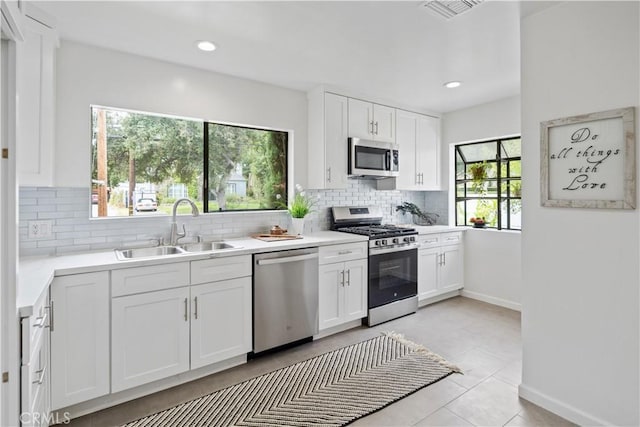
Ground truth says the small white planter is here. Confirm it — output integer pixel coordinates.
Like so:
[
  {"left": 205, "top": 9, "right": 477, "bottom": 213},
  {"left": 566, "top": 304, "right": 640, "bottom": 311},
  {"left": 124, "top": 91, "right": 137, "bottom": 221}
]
[{"left": 290, "top": 217, "right": 305, "bottom": 235}]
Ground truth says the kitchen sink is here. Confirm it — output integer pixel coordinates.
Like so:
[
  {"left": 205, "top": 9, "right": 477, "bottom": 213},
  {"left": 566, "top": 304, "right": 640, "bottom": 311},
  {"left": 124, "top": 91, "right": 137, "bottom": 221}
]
[
  {"left": 115, "top": 246, "right": 186, "bottom": 260},
  {"left": 180, "top": 241, "right": 237, "bottom": 252}
]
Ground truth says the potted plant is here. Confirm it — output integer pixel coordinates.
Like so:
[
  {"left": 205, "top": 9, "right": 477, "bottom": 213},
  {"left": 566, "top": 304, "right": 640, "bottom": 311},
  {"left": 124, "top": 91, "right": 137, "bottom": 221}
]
[
  {"left": 395, "top": 202, "right": 439, "bottom": 226},
  {"left": 277, "top": 184, "right": 314, "bottom": 235},
  {"left": 468, "top": 162, "right": 489, "bottom": 193}
]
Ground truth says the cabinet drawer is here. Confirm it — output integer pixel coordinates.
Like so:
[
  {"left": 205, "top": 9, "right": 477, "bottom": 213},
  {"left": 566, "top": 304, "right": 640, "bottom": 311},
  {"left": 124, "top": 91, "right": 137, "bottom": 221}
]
[
  {"left": 21, "top": 322, "right": 48, "bottom": 423},
  {"left": 21, "top": 290, "right": 49, "bottom": 366},
  {"left": 418, "top": 234, "right": 441, "bottom": 248},
  {"left": 440, "top": 232, "right": 463, "bottom": 245},
  {"left": 319, "top": 242, "right": 368, "bottom": 265},
  {"left": 191, "top": 255, "right": 252, "bottom": 285},
  {"left": 112, "top": 262, "right": 189, "bottom": 297}
]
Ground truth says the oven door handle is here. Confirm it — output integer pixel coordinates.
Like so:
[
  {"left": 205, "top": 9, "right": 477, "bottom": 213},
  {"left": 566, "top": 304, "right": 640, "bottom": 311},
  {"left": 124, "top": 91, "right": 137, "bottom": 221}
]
[{"left": 369, "top": 244, "right": 419, "bottom": 256}]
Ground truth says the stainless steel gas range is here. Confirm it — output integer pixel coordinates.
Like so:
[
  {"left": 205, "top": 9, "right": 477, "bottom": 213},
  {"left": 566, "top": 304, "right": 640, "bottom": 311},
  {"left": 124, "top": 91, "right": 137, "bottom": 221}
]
[{"left": 331, "top": 206, "right": 419, "bottom": 326}]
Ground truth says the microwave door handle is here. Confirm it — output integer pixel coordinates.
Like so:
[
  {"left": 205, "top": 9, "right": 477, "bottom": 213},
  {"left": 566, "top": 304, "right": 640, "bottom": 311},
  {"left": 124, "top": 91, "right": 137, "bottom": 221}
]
[{"left": 385, "top": 151, "right": 391, "bottom": 171}]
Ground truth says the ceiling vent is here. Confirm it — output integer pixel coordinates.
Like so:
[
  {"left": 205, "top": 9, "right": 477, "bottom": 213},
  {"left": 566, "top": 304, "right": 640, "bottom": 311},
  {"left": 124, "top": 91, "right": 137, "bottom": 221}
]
[{"left": 421, "top": 0, "right": 485, "bottom": 20}]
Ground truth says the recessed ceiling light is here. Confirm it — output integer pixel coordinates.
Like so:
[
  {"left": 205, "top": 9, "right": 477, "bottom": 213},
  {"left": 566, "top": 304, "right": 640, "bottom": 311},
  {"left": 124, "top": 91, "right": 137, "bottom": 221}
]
[
  {"left": 444, "top": 81, "right": 462, "bottom": 89},
  {"left": 196, "top": 40, "right": 216, "bottom": 52}
]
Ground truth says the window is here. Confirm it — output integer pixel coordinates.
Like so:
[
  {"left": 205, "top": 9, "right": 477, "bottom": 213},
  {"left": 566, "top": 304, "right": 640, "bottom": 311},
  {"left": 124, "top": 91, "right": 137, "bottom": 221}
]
[
  {"left": 455, "top": 137, "right": 521, "bottom": 230},
  {"left": 90, "top": 106, "right": 288, "bottom": 218}
]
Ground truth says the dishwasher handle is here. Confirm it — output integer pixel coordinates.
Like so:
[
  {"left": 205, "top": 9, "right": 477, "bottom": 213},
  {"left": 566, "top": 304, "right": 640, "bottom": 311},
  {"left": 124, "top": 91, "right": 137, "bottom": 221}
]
[{"left": 256, "top": 252, "right": 318, "bottom": 266}]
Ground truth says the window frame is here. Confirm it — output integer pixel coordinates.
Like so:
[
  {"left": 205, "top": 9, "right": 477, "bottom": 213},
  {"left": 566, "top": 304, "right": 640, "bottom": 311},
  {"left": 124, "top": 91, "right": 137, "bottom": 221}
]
[
  {"left": 454, "top": 136, "right": 521, "bottom": 231},
  {"left": 90, "top": 105, "right": 291, "bottom": 218}
]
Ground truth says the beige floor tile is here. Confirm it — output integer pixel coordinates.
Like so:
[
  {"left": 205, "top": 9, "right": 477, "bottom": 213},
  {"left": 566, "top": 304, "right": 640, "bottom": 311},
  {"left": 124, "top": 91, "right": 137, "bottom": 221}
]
[
  {"left": 446, "top": 377, "right": 523, "bottom": 426},
  {"left": 448, "top": 347, "right": 510, "bottom": 389},
  {"left": 414, "top": 407, "right": 473, "bottom": 426},
  {"left": 516, "top": 399, "right": 578, "bottom": 426},
  {"left": 493, "top": 359, "right": 522, "bottom": 387}
]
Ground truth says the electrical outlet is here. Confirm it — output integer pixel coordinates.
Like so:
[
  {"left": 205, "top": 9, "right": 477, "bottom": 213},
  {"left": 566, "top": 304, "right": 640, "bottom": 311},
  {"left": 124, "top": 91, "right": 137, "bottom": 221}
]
[{"left": 28, "top": 220, "right": 53, "bottom": 239}]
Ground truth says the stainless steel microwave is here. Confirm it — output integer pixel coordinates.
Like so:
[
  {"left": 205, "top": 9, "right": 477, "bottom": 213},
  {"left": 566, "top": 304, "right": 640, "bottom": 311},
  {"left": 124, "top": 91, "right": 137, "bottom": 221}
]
[{"left": 348, "top": 137, "right": 399, "bottom": 178}]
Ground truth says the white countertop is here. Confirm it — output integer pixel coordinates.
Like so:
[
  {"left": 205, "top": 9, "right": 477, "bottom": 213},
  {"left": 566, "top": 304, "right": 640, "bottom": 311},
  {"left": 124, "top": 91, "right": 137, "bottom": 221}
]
[{"left": 18, "top": 231, "right": 368, "bottom": 317}]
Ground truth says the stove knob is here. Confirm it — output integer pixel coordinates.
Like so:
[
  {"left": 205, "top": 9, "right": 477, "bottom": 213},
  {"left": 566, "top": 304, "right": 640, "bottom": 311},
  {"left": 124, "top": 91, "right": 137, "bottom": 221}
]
[
  {"left": 375, "top": 240, "right": 382, "bottom": 246},
  {"left": 381, "top": 239, "right": 388, "bottom": 246},
  {"left": 403, "top": 237, "right": 411, "bottom": 243},
  {"left": 410, "top": 236, "right": 416, "bottom": 242},
  {"left": 392, "top": 238, "right": 399, "bottom": 244}
]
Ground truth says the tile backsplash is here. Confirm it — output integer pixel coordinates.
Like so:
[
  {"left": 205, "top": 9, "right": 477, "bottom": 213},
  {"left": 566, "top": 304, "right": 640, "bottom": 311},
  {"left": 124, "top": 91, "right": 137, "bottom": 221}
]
[{"left": 19, "top": 181, "right": 448, "bottom": 257}]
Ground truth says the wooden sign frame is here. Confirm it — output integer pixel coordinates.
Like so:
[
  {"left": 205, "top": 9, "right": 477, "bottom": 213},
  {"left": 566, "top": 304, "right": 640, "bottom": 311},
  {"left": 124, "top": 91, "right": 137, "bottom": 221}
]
[{"left": 540, "top": 107, "right": 636, "bottom": 209}]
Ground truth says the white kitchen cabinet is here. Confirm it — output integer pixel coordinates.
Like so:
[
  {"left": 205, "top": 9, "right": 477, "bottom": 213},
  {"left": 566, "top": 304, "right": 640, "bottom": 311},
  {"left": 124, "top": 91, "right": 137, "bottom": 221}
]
[
  {"left": 307, "top": 90, "right": 349, "bottom": 189},
  {"left": 111, "top": 286, "right": 191, "bottom": 393},
  {"left": 50, "top": 271, "right": 110, "bottom": 410},
  {"left": 348, "top": 98, "right": 395, "bottom": 143},
  {"left": 318, "top": 243, "right": 368, "bottom": 330},
  {"left": 20, "top": 287, "right": 50, "bottom": 426},
  {"left": 191, "top": 277, "right": 251, "bottom": 369},
  {"left": 16, "top": 14, "right": 58, "bottom": 186},
  {"left": 418, "top": 232, "right": 463, "bottom": 301},
  {"left": 395, "top": 109, "right": 441, "bottom": 190}
]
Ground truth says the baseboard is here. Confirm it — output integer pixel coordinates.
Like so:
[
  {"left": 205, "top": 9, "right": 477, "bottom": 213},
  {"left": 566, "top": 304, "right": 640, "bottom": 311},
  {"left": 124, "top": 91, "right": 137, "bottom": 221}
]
[
  {"left": 314, "top": 318, "right": 364, "bottom": 340},
  {"left": 418, "top": 290, "right": 461, "bottom": 307},
  {"left": 519, "top": 383, "right": 611, "bottom": 426},
  {"left": 461, "top": 290, "right": 521, "bottom": 312}
]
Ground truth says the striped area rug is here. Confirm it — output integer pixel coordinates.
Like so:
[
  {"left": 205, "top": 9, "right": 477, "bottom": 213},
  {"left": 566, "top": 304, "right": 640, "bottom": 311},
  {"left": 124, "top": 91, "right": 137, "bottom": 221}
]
[{"left": 123, "top": 332, "right": 460, "bottom": 427}]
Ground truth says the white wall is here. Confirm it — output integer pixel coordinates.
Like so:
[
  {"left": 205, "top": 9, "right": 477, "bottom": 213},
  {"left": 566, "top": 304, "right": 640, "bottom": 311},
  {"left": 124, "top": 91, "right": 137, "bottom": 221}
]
[
  {"left": 442, "top": 96, "right": 522, "bottom": 310},
  {"left": 520, "top": 2, "right": 639, "bottom": 426},
  {"left": 54, "top": 41, "right": 308, "bottom": 187}
]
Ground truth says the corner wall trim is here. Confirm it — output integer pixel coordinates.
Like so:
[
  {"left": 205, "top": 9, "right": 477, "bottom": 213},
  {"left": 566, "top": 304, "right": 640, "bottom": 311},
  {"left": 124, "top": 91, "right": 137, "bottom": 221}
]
[
  {"left": 518, "top": 383, "right": 611, "bottom": 426},
  {"left": 461, "top": 290, "right": 521, "bottom": 312}
]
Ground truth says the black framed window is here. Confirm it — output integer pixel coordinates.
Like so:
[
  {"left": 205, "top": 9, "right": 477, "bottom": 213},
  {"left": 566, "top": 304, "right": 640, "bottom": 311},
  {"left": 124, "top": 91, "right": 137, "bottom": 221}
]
[
  {"left": 455, "top": 137, "right": 521, "bottom": 230},
  {"left": 90, "top": 106, "right": 288, "bottom": 218}
]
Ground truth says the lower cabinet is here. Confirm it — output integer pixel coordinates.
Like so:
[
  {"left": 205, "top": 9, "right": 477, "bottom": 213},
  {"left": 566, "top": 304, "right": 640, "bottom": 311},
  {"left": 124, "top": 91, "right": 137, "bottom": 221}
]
[
  {"left": 111, "top": 287, "right": 191, "bottom": 393},
  {"left": 50, "top": 272, "right": 110, "bottom": 410},
  {"left": 191, "top": 277, "right": 251, "bottom": 369},
  {"left": 318, "top": 257, "right": 367, "bottom": 330},
  {"left": 418, "top": 232, "right": 464, "bottom": 301}
]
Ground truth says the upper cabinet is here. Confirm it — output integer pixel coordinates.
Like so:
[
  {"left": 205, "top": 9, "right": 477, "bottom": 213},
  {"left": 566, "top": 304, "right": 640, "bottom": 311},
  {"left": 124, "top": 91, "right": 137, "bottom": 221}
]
[
  {"left": 348, "top": 98, "right": 395, "bottom": 143},
  {"left": 308, "top": 90, "right": 349, "bottom": 189},
  {"left": 16, "top": 11, "right": 58, "bottom": 187},
  {"left": 395, "top": 109, "right": 441, "bottom": 191}
]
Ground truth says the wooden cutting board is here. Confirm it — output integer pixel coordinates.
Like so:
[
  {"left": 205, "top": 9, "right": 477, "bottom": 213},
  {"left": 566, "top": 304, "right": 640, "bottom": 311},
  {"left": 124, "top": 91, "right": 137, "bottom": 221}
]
[{"left": 252, "top": 234, "right": 303, "bottom": 242}]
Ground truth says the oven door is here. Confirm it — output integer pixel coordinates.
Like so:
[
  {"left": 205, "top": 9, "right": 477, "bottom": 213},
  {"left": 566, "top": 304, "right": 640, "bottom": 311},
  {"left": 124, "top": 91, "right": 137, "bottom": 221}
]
[{"left": 368, "top": 247, "right": 417, "bottom": 308}]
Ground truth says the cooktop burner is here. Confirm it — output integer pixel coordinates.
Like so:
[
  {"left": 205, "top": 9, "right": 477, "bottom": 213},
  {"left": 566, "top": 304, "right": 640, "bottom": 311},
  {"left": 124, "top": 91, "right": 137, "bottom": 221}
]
[{"left": 336, "top": 224, "right": 416, "bottom": 239}]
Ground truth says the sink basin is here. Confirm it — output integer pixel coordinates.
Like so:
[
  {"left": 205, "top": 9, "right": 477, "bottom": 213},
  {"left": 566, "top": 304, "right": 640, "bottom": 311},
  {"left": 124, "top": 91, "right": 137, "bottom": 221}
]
[
  {"left": 115, "top": 246, "right": 186, "bottom": 260},
  {"left": 180, "top": 241, "right": 237, "bottom": 252}
]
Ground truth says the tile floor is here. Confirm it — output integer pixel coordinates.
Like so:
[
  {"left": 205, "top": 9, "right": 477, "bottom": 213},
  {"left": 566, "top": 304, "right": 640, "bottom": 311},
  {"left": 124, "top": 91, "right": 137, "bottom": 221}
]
[{"left": 65, "top": 297, "right": 574, "bottom": 426}]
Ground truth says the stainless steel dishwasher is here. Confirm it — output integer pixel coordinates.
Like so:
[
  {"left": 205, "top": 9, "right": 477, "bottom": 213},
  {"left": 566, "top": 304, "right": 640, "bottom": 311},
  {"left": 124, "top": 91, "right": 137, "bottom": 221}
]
[{"left": 253, "top": 247, "right": 319, "bottom": 354}]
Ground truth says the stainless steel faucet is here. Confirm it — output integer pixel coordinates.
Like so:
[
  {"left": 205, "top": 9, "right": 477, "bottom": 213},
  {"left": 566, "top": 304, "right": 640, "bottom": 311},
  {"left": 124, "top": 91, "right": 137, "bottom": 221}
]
[{"left": 169, "top": 198, "right": 199, "bottom": 246}]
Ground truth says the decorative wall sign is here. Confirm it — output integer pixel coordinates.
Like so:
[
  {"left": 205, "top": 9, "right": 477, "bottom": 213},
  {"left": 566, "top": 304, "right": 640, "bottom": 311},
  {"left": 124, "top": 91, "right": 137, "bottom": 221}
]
[{"left": 541, "top": 107, "right": 636, "bottom": 209}]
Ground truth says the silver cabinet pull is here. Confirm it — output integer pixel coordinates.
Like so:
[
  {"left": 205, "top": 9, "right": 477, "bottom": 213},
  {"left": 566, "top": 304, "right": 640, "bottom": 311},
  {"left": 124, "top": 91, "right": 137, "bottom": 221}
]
[
  {"left": 327, "top": 167, "right": 331, "bottom": 183},
  {"left": 32, "top": 366, "right": 46, "bottom": 385},
  {"left": 370, "top": 120, "right": 375, "bottom": 135},
  {"left": 184, "top": 298, "right": 188, "bottom": 321},
  {"left": 443, "top": 253, "right": 446, "bottom": 265},
  {"left": 48, "top": 302, "right": 54, "bottom": 332},
  {"left": 340, "top": 270, "right": 345, "bottom": 287},
  {"left": 346, "top": 269, "right": 351, "bottom": 286},
  {"left": 194, "top": 296, "right": 198, "bottom": 320},
  {"left": 338, "top": 250, "right": 352, "bottom": 255},
  {"left": 374, "top": 121, "right": 379, "bottom": 135}
]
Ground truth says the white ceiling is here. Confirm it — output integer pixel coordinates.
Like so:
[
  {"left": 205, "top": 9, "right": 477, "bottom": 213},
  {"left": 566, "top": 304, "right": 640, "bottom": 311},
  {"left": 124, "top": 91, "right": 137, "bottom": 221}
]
[{"left": 33, "top": 1, "right": 554, "bottom": 113}]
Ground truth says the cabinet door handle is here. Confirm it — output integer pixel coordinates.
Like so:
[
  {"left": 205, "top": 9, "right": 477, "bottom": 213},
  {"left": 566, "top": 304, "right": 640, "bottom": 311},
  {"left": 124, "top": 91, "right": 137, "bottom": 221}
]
[
  {"left": 370, "top": 120, "right": 375, "bottom": 134},
  {"left": 340, "top": 270, "right": 345, "bottom": 287},
  {"left": 374, "top": 121, "right": 379, "bottom": 135},
  {"left": 48, "top": 302, "right": 54, "bottom": 332},
  {"left": 338, "top": 250, "right": 352, "bottom": 255},
  {"left": 346, "top": 269, "right": 351, "bottom": 286},
  {"left": 184, "top": 298, "right": 188, "bottom": 321},
  {"left": 327, "top": 167, "right": 331, "bottom": 183},
  {"left": 442, "top": 253, "right": 446, "bottom": 265},
  {"left": 416, "top": 173, "right": 420, "bottom": 185},
  {"left": 194, "top": 296, "right": 198, "bottom": 320},
  {"left": 32, "top": 366, "right": 46, "bottom": 385}
]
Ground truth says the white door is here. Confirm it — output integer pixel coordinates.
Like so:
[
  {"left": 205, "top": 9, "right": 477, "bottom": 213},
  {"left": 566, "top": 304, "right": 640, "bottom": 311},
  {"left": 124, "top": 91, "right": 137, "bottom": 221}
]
[
  {"left": 372, "top": 103, "right": 396, "bottom": 143},
  {"left": 318, "top": 263, "right": 344, "bottom": 330},
  {"left": 416, "top": 114, "right": 440, "bottom": 189},
  {"left": 324, "top": 93, "right": 348, "bottom": 189},
  {"left": 348, "top": 98, "right": 374, "bottom": 139},
  {"left": 343, "top": 259, "right": 367, "bottom": 322},
  {"left": 440, "top": 245, "right": 463, "bottom": 292},
  {"left": 418, "top": 248, "right": 440, "bottom": 300},
  {"left": 395, "top": 109, "right": 418, "bottom": 190},
  {"left": 112, "top": 287, "right": 190, "bottom": 392},
  {"left": 50, "top": 272, "right": 110, "bottom": 409},
  {"left": 191, "top": 277, "right": 251, "bottom": 369}
]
